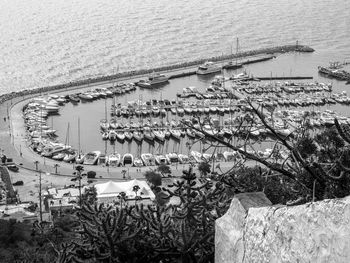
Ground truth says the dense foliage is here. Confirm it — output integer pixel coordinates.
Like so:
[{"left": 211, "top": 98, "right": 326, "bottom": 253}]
[{"left": 52, "top": 168, "right": 231, "bottom": 263}]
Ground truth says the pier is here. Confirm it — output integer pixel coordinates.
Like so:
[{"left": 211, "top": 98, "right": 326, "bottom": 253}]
[{"left": 253, "top": 76, "right": 313, "bottom": 80}]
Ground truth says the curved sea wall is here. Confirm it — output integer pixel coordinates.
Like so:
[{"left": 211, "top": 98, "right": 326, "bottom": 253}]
[
  {"left": 0, "top": 44, "right": 314, "bottom": 105},
  {"left": 215, "top": 192, "right": 350, "bottom": 263}
]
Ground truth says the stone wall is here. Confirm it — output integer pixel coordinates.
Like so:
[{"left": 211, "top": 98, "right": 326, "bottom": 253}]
[{"left": 215, "top": 192, "right": 350, "bottom": 263}]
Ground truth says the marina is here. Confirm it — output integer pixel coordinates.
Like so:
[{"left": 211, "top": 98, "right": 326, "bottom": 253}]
[
  {"left": 2, "top": 43, "right": 350, "bottom": 177},
  {"left": 19, "top": 53, "right": 350, "bottom": 170}
]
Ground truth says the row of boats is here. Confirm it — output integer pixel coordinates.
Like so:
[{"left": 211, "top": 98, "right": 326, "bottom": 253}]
[
  {"left": 64, "top": 83, "right": 136, "bottom": 103},
  {"left": 237, "top": 81, "right": 332, "bottom": 95},
  {"left": 318, "top": 62, "right": 350, "bottom": 82},
  {"left": 30, "top": 138, "right": 285, "bottom": 167}
]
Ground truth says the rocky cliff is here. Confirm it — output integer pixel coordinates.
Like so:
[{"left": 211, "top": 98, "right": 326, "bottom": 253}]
[{"left": 215, "top": 193, "right": 350, "bottom": 263}]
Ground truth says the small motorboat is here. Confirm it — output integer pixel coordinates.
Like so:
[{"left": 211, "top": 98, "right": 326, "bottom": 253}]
[
  {"left": 116, "top": 131, "right": 126, "bottom": 142},
  {"left": 178, "top": 154, "right": 189, "bottom": 164},
  {"left": 170, "top": 129, "right": 181, "bottom": 140},
  {"left": 133, "top": 157, "right": 144, "bottom": 167},
  {"left": 98, "top": 153, "right": 108, "bottom": 166},
  {"left": 141, "top": 153, "right": 156, "bottom": 166},
  {"left": 153, "top": 130, "right": 165, "bottom": 142},
  {"left": 102, "top": 131, "right": 109, "bottom": 140},
  {"left": 84, "top": 151, "right": 101, "bottom": 165},
  {"left": 75, "top": 153, "right": 85, "bottom": 164},
  {"left": 154, "top": 154, "right": 168, "bottom": 165},
  {"left": 107, "top": 153, "right": 121, "bottom": 167},
  {"left": 51, "top": 152, "right": 65, "bottom": 161},
  {"left": 124, "top": 131, "right": 133, "bottom": 141},
  {"left": 63, "top": 150, "right": 78, "bottom": 163},
  {"left": 122, "top": 153, "right": 134, "bottom": 166},
  {"left": 133, "top": 130, "right": 144, "bottom": 142},
  {"left": 165, "top": 152, "right": 179, "bottom": 164},
  {"left": 191, "top": 151, "right": 203, "bottom": 163},
  {"left": 109, "top": 130, "right": 117, "bottom": 141},
  {"left": 100, "top": 119, "right": 110, "bottom": 131}
]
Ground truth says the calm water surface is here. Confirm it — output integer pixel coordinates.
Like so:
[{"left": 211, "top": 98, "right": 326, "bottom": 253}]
[{"left": 0, "top": 0, "right": 349, "bottom": 92}]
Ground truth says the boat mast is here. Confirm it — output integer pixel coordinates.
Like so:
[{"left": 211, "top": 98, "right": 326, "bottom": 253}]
[
  {"left": 235, "top": 37, "right": 239, "bottom": 66},
  {"left": 78, "top": 117, "right": 81, "bottom": 158},
  {"left": 105, "top": 97, "right": 107, "bottom": 121},
  {"left": 65, "top": 122, "right": 70, "bottom": 149}
]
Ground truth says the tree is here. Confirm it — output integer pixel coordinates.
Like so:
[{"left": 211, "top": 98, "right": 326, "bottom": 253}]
[
  {"left": 144, "top": 170, "right": 162, "bottom": 189},
  {"left": 198, "top": 161, "right": 211, "bottom": 177},
  {"left": 55, "top": 168, "right": 231, "bottom": 263},
  {"left": 184, "top": 100, "right": 350, "bottom": 204},
  {"left": 81, "top": 186, "right": 97, "bottom": 205},
  {"left": 133, "top": 185, "right": 140, "bottom": 205},
  {"left": 157, "top": 164, "right": 171, "bottom": 177}
]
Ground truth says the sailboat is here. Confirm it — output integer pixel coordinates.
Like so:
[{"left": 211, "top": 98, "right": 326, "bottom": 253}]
[
  {"left": 223, "top": 37, "right": 243, "bottom": 69},
  {"left": 75, "top": 117, "right": 85, "bottom": 163}
]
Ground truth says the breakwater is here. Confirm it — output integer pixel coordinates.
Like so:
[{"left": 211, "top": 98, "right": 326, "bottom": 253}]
[{"left": 0, "top": 44, "right": 314, "bottom": 105}]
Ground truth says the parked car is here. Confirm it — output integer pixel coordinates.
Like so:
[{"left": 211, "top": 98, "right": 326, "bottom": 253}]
[
  {"left": 13, "top": 180, "right": 23, "bottom": 186},
  {"left": 7, "top": 164, "right": 19, "bottom": 172}
]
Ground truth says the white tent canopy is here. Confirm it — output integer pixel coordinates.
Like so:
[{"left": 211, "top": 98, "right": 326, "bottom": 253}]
[{"left": 95, "top": 179, "right": 155, "bottom": 201}]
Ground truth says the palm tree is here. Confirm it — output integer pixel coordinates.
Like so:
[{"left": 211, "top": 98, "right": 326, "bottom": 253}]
[
  {"left": 132, "top": 185, "right": 140, "bottom": 205},
  {"left": 117, "top": 191, "right": 126, "bottom": 209},
  {"left": 75, "top": 165, "right": 84, "bottom": 207}
]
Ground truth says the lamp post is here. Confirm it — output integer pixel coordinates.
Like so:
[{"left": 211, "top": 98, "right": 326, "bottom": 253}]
[
  {"left": 54, "top": 163, "right": 60, "bottom": 174},
  {"left": 34, "top": 160, "right": 39, "bottom": 171}
]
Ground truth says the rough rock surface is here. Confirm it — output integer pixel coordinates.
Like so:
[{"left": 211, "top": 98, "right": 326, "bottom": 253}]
[
  {"left": 215, "top": 193, "right": 350, "bottom": 263},
  {"left": 215, "top": 192, "right": 272, "bottom": 263}
]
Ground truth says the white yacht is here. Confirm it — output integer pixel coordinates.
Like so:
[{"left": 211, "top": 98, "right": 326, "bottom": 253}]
[
  {"left": 165, "top": 153, "right": 179, "bottom": 164},
  {"left": 170, "top": 129, "right": 181, "bottom": 140},
  {"left": 100, "top": 119, "right": 110, "bottom": 130},
  {"left": 133, "top": 157, "right": 144, "bottom": 167},
  {"left": 196, "top": 62, "right": 221, "bottom": 75},
  {"left": 122, "top": 153, "right": 134, "bottom": 166},
  {"left": 153, "top": 130, "right": 166, "bottom": 142},
  {"left": 137, "top": 73, "right": 169, "bottom": 88},
  {"left": 107, "top": 153, "right": 121, "bottom": 167},
  {"left": 154, "top": 154, "right": 168, "bottom": 165},
  {"left": 98, "top": 154, "right": 107, "bottom": 165},
  {"left": 191, "top": 151, "right": 203, "bottom": 163},
  {"left": 84, "top": 151, "right": 101, "bottom": 165},
  {"left": 108, "top": 130, "right": 117, "bottom": 141},
  {"left": 75, "top": 153, "right": 85, "bottom": 164},
  {"left": 141, "top": 153, "right": 156, "bottom": 166},
  {"left": 178, "top": 154, "right": 189, "bottom": 164},
  {"left": 133, "top": 130, "right": 144, "bottom": 142},
  {"left": 63, "top": 150, "right": 78, "bottom": 163}
]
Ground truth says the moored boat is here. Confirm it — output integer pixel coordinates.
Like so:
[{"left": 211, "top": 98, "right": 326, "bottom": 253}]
[
  {"left": 141, "top": 153, "right": 156, "bottom": 166},
  {"left": 196, "top": 61, "right": 221, "bottom": 75},
  {"left": 84, "top": 151, "right": 101, "bottom": 165},
  {"left": 122, "top": 153, "right": 134, "bottom": 166},
  {"left": 107, "top": 153, "right": 121, "bottom": 167}
]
